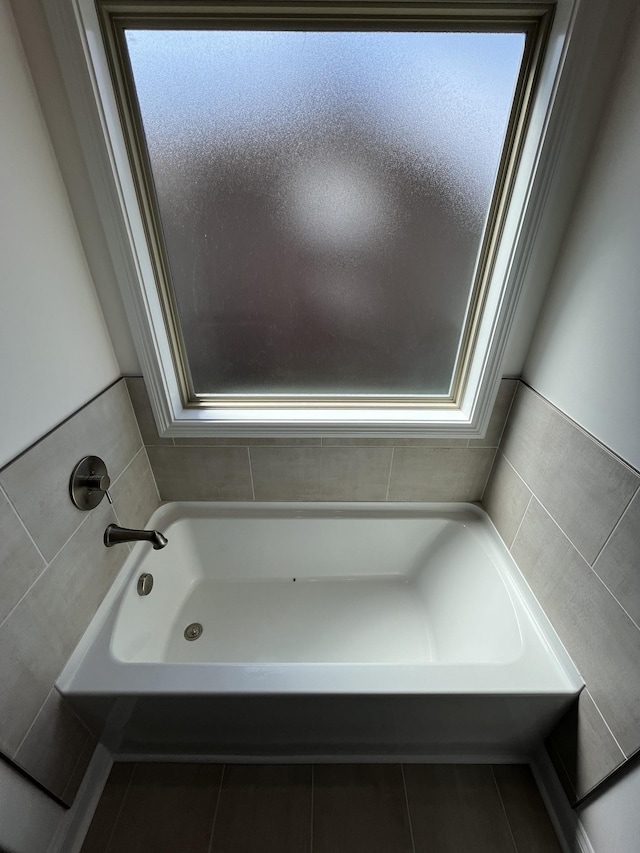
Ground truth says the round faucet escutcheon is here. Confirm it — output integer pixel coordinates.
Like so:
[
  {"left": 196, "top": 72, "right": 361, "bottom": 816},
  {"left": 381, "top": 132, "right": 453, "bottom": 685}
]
[{"left": 69, "top": 456, "right": 112, "bottom": 510}]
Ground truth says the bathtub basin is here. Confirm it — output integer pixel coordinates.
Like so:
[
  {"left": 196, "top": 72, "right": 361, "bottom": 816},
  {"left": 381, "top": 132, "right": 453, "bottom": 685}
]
[{"left": 58, "top": 502, "right": 582, "bottom": 758}]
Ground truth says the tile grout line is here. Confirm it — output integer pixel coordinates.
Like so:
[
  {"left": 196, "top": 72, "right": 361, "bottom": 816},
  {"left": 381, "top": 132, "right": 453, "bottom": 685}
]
[
  {"left": 207, "top": 763, "right": 226, "bottom": 853},
  {"left": 494, "top": 379, "right": 519, "bottom": 450},
  {"left": 12, "top": 685, "right": 55, "bottom": 759},
  {"left": 0, "top": 507, "right": 95, "bottom": 632},
  {"left": 584, "top": 688, "right": 627, "bottom": 759},
  {"left": 385, "top": 447, "right": 395, "bottom": 501},
  {"left": 155, "top": 440, "right": 495, "bottom": 449},
  {"left": 500, "top": 453, "right": 530, "bottom": 492},
  {"left": 111, "top": 498, "right": 124, "bottom": 529},
  {"left": 400, "top": 764, "right": 417, "bottom": 853},
  {"left": 479, "top": 446, "right": 499, "bottom": 504},
  {"left": 169, "top": 442, "right": 324, "bottom": 448},
  {"left": 528, "top": 498, "right": 640, "bottom": 634},
  {"left": 109, "top": 444, "right": 145, "bottom": 489},
  {"left": 0, "top": 481, "right": 48, "bottom": 565},
  {"left": 0, "top": 558, "right": 49, "bottom": 633},
  {"left": 15, "top": 683, "right": 93, "bottom": 781},
  {"left": 142, "top": 443, "right": 164, "bottom": 504},
  {"left": 0, "top": 483, "right": 48, "bottom": 565},
  {"left": 590, "top": 481, "right": 640, "bottom": 569},
  {"left": 104, "top": 762, "right": 136, "bottom": 853},
  {"left": 142, "top": 445, "right": 162, "bottom": 504},
  {"left": 489, "top": 766, "right": 520, "bottom": 853},
  {"left": 508, "top": 492, "right": 533, "bottom": 552},
  {"left": 589, "top": 563, "right": 640, "bottom": 635},
  {"left": 499, "top": 452, "right": 604, "bottom": 567},
  {"left": 122, "top": 379, "right": 148, "bottom": 452},
  {"left": 247, "top": 447, "right": 256, "bottom": 501},
  {"left": 482, "top": 447, "right": 499, "bottom": 501}
]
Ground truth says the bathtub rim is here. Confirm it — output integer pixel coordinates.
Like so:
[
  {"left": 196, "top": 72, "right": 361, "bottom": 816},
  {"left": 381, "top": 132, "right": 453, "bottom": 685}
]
[{"left": 57, "top": 501, "right": 583, "bottom": 698}]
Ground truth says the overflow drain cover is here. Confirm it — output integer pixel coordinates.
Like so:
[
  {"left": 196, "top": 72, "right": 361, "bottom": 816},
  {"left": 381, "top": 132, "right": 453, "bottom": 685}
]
[{"left": 184, "top": 622, "right": 203, "bottom": 641}]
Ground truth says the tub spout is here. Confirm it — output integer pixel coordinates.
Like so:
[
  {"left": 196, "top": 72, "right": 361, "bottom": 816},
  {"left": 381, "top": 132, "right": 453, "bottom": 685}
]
[{"left": 104, "top": 524, "right": 168, "bottom": 550}]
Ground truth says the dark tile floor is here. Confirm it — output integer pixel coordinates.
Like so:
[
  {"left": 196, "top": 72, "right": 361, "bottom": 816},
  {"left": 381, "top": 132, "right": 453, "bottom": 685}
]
[{"left": 81, "top": 762, "right": 562, "bottom": 853}]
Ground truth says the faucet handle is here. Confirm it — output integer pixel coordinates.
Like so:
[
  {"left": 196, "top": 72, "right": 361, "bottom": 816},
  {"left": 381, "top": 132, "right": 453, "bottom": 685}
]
[
  {"left": 84, "top": 472, "right": 113, "bottom": 504},
  {"left": 70, "top": 456, "right": 113, "bottom": 510}
]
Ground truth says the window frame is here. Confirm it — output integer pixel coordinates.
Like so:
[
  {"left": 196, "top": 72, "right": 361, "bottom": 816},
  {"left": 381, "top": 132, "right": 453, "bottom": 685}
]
[{"left": 46, "top": 0, "right": 578, "bottom": 438}]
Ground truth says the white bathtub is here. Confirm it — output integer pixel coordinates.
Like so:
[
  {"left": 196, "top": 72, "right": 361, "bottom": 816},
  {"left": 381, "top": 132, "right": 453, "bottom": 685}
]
[{"left": 58, "top": 502, "right": 582, "bottom": 759}]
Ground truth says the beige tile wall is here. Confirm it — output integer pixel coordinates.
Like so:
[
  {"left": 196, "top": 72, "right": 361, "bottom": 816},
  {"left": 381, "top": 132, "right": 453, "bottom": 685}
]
[
  {"left": 0, "top": 380, "right": 160, "bottom": 804},
  {"left": 483, "top": 382, "right": 640, "bottom": 803},
  {"left": 10, "top": 375, "right": 625, "bottom": 811},
  {"left": 128, "top": 377, "right": 516, "bottom": 503},
  {"left": 0, "top": 376, "right": 514, "bottom": 806}
]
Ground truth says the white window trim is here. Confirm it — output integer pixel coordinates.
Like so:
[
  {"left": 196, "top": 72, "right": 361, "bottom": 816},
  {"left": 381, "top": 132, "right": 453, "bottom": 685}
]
[{"left": 45, "top": 0, "right": 582, "bottom": 438}]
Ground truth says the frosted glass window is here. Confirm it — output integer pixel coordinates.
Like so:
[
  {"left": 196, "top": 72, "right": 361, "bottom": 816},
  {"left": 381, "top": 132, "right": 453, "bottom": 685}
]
[{"left": 124, "top": 29, "right": 525, "bottom": 398}]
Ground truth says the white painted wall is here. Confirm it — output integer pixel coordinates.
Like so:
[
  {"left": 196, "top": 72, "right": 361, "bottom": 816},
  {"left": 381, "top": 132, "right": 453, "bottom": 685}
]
[
  {"left": 0, "top": 4, "right": 118, "bottom": 843},
  {"left": 524, "top": 6, "right": 640, "bottom": 471},
  {"left": 525, "top": 7, "right": 640, "bottom": 850},
  {"left": 0, "top": 760, "right": 65, "bottom": 853},
  {"left": 0, "top": 747, "right": 112, "bottom": 853},
  {"left": 7, "top": 0, "right": 140, "bottom": 376},
  {"left": 0, "top": 0, "right": 120, "bottom": 469},
  {"left": 502, "top": 0, "right": 638, "bottom": 380},
  {"left": 577, "top": 761, "right": 640, "bottom": 853}
]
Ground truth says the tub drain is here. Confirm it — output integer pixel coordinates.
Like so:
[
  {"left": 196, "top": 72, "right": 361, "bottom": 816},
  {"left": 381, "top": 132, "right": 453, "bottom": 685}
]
[{"left": 184, "top": 622, "right": 203, "bottom": 641}]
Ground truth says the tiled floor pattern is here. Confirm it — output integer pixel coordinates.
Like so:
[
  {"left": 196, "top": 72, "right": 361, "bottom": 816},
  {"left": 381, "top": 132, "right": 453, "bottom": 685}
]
[{"left": 81, "top": 762, "right": 562, "bottom": 852}]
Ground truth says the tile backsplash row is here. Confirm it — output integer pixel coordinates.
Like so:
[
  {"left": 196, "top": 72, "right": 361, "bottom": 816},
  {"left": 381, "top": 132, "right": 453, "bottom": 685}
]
[
  {"left": 128, "top": 377, "right": 516, "bottom": 502},
  {"left": 483, "top": 382, "right": 640, "bottom": 803},
  {"left": 0, "top": 380, "right": 160, "bottom": 804}
]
